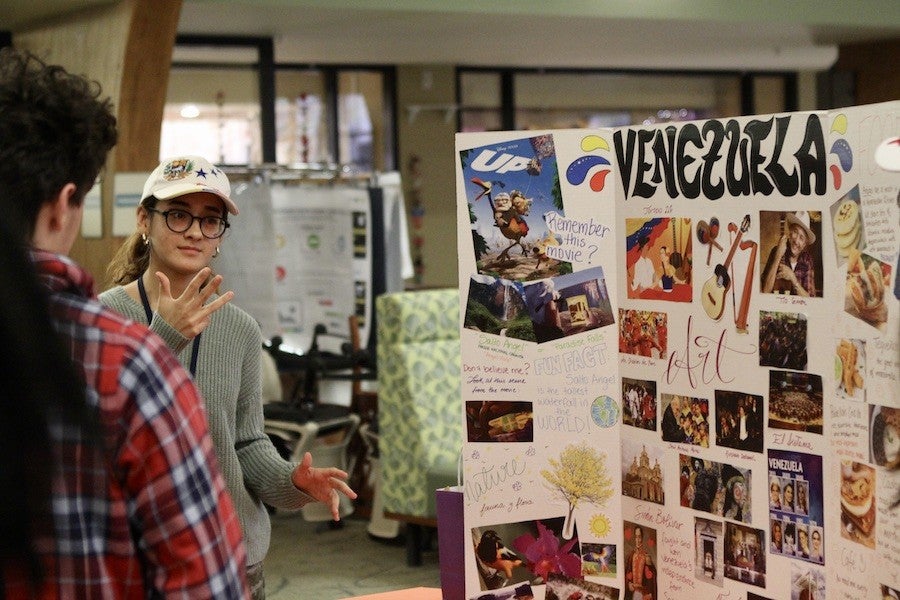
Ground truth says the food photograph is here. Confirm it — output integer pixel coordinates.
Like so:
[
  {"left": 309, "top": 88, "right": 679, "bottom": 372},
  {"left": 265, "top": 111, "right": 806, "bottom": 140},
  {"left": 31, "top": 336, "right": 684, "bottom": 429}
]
[
  {"left": 834, "top": 338, "right": 866, "bottom": 401},
  {"left": 844, "top": 250, "right": 892, "bottom": 331},
  {"left": 839, "top": 460, "right": 876, "bottom": 549},
  {"left": 870, "top": 405, "right": 900, "bottom": 470}
]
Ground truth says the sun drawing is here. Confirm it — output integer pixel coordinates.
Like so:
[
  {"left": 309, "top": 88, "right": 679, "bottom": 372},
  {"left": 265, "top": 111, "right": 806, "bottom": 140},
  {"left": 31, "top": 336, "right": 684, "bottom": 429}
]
[{"left": 590, "top": 513, "right": 611, "bottom": 537}]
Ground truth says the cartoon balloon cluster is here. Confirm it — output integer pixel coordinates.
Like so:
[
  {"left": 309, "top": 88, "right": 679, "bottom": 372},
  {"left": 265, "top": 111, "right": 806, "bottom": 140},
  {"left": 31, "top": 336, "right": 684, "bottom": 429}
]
[{"left": 530, "top": 134, "right": 556, "bottom": 160}]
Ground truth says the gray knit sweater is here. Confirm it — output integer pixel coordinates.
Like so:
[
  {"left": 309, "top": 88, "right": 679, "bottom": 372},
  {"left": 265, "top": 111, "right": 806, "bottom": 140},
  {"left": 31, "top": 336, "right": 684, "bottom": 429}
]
[{"left": 99, "top": 287, "right": 313, "bottom": 565}]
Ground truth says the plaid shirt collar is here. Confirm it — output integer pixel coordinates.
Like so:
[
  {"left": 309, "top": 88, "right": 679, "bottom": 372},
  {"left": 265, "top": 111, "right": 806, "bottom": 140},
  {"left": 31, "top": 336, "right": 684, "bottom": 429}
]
[{"left": 29, "top": 248, "right": 95, "bottom": 298}]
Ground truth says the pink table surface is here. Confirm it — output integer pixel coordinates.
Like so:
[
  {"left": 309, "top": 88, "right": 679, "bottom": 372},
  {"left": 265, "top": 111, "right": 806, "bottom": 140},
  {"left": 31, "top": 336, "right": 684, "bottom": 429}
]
[{"left": 340, "top": 587, "right": 442, "bottom": 600}]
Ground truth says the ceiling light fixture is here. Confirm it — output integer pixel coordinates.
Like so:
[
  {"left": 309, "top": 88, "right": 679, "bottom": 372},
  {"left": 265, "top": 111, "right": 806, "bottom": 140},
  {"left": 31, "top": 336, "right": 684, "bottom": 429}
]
[{"left": 180, "top": 104, "right": 200, "bottom": 119}]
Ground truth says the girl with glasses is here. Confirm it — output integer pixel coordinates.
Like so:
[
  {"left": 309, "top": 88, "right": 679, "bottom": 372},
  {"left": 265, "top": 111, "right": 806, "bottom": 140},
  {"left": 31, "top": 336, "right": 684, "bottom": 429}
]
[{"left": 102, "top": 156, "right": 355, "bottom": 599}]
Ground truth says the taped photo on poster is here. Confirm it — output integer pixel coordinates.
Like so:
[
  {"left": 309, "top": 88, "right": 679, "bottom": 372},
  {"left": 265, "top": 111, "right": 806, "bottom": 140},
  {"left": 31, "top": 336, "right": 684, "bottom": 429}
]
[
  {"left": 767, "top": 450, "right": 824, "bottom": 564},
  {"left": 466, "top": 400, "right": 534, "bottom": 443},
  {"left": 625, "top": 217, "right": 693, "bottom": 302},
  {"left": 464, "top": 268, "right": 614, "bottom": 344},
  {"left": 460, "top": 134, "right": 569, "bottom": 281},
  {"left": 694, "top": 517, "right": 725, "bottom": 587},
  {"left": 679, "top": 454, "right": 752, "bottom": 523},
  {"left": 723, "top": 521, "right": 766, "bottom": 588},
  {"left": 621, "top": 438, "right": 665, "bottom": 505},
  {"left": 768, "top": 371, "right": 823, "bottom": 434},
  {"left": 621, "top": 377, "right": 657, "bottom": 433},
  {"left": 472, "top": 517, "right": 579, "bottom": 592}
]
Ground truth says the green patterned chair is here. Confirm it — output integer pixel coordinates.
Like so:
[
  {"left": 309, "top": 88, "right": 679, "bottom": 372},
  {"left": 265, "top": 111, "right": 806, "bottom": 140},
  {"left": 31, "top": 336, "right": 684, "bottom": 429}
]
[{"left": 377, "top": 289, "right": 461, "bottom": 565}]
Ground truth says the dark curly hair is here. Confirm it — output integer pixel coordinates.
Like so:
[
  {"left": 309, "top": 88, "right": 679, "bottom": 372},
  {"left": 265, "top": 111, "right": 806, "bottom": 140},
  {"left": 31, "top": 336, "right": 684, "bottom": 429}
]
[{"left": 0, "top": 48, "right": 117, "bottom": 239}]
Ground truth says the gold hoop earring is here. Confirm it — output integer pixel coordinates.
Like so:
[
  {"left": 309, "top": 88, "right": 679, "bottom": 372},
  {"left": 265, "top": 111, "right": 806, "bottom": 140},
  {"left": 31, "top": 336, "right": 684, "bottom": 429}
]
[{"left": 141, "top": 233, "right": 148, "bottom": 245}]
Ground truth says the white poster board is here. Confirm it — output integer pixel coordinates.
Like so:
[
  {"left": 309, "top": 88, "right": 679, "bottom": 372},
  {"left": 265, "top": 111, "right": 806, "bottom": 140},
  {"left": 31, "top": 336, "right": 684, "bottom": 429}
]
[{"left": 455, "top": 103, "right": 899, "bottom": 600}]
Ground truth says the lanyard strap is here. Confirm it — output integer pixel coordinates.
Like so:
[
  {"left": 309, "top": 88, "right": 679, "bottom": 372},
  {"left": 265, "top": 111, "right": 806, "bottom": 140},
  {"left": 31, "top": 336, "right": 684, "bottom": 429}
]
[{"left": 137, "top": 276, "right": 201, "bottom": 376}]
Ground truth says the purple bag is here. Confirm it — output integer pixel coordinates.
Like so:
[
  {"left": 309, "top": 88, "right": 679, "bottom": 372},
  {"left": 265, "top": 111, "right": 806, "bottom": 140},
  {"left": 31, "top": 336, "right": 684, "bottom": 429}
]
[{"left": 436, "top": 485, "right": 465, "bottom": 600}]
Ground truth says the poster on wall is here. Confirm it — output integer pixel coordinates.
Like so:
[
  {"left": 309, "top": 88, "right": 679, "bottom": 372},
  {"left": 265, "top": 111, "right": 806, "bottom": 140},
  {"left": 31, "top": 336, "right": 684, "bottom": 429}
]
[
  {"left": 271, "top": 182, "right": 372, "bottom": 352},
  {"left": 214, "top": 177, "right": 279, "bottom": 339},
  {"left": 455, "top": 102, "right": 899, "bottom": 600},
  {"left": 214, "top": 178, "right": 375, "bottom": 351}
]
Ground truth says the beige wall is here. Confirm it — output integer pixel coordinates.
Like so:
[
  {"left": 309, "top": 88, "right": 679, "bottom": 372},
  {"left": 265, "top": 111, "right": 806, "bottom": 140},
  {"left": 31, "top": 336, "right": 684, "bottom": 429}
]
[
  {"left": 836, "top": 39, "right": 900, "bottom": 106},
  {"left": 13, "top": 0, "right": 182, "bottom": 283},
  {"left": 797, "top": 71, "right": 818, "bottom": 111},
  {"left": 14, "top": 2, "right": 133, "bottom": 283},
  {"left": 753, "top": 75, "right": 787, "bottom": 115},
  {"left": 396, "top": 64, "right": 459, "bottom": 288}
]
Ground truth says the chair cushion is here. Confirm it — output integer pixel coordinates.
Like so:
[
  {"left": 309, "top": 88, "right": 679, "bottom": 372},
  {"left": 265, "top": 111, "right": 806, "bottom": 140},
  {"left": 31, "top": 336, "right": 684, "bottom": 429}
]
[
  {"left": 379, "top": 338, "right": 461, "bottom": 516},
  {"left": 376, "top": 289, "right": 459, "bottom": 346},
  {"left": 377, "top": 289, "right": 462, "bottom": 518}
]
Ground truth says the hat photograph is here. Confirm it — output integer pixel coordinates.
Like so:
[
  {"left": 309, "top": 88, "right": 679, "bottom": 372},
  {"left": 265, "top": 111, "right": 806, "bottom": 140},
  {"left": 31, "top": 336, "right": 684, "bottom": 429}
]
[
  {"left": 141, "top": 155, "right": 238, "bottom": 215},
  {"left": 785, "top": 210, "right": 816, "bottom": 245}
]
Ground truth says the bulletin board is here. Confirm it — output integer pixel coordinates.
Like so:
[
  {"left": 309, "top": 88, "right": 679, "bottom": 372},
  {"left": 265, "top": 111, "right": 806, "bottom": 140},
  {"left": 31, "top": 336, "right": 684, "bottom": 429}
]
[
  {"left": 215, "top": 171, "right": 413, "bottom": 353},
  {"left": 270, "top": 181, "right": 372, "bottom": 353},
  {"left": 454, "top": 102, "right": 899, "bottom": 600}
]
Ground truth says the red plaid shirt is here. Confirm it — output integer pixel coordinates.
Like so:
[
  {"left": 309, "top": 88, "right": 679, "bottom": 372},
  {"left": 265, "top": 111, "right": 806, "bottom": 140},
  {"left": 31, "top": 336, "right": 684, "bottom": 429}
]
[{"left": 2, "top": 251, "right": 248, "bottom": 599}]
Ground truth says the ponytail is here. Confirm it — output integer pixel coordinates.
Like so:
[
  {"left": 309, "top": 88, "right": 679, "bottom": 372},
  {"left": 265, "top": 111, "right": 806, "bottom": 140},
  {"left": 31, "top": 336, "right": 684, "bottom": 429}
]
[
  {"left": 106, "top": 231, "right": 150, "bottom": 286},
  {"left": 105, "top": 197, "right": 158, "bottom": 288}
]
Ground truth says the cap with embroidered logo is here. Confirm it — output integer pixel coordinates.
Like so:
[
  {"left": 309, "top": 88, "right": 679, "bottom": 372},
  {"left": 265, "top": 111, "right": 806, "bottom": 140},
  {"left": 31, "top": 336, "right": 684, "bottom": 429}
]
[{"left": 141, "top": 155, "right": 237, "bottom": 215}]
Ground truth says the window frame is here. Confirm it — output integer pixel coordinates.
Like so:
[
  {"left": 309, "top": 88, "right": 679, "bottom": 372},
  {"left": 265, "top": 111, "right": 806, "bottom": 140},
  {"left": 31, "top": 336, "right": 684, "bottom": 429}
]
[
  {"left": 173, "top": 35, "right": 397, "bottom": 170},
  {"left": 456, "top": 66, "right": 798, "bottom": 132}
]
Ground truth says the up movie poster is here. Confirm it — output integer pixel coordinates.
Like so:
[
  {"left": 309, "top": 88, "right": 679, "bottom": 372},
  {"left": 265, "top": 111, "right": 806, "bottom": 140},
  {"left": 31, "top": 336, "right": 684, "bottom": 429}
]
[{"left": 455, "top": 102, "right": 899, "bottom": 600}]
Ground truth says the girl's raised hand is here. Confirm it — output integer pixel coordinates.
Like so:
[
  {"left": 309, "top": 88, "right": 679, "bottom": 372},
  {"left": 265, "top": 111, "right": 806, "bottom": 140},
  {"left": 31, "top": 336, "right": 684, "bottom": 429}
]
[{"left": 154, "top": 268, "right": 234, "bottom": 338}]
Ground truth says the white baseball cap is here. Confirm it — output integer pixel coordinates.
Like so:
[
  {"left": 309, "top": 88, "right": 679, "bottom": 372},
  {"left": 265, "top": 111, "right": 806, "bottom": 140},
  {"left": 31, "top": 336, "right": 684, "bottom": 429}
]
[{"left": 141, "top": 155, "right": 238, "bottom": 215}]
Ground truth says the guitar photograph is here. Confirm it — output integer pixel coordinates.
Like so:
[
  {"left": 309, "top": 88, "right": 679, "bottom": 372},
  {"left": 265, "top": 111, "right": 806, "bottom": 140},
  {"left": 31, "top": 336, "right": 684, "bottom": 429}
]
[{"left": 702, "top": 215, "right": 751, "bottom": 321}]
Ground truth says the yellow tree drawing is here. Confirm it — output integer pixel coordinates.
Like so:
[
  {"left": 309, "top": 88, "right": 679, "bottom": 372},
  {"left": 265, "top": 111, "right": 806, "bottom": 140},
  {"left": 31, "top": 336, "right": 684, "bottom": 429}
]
[{"left": 541, "top": 442, "right": 614, "bottom": 539}]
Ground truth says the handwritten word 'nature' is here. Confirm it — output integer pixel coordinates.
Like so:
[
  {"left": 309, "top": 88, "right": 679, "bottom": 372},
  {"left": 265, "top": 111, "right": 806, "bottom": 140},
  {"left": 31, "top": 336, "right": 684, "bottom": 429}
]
[{"left": 465, "top": 459, "right": 527, "bottom": 502}]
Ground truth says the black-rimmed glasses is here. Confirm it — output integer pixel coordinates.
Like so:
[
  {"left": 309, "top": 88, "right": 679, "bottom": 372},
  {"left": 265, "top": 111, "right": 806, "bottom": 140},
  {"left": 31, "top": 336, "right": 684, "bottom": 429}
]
[{"left": 148, "top": 208, "right": 229, "bottom": 239}]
